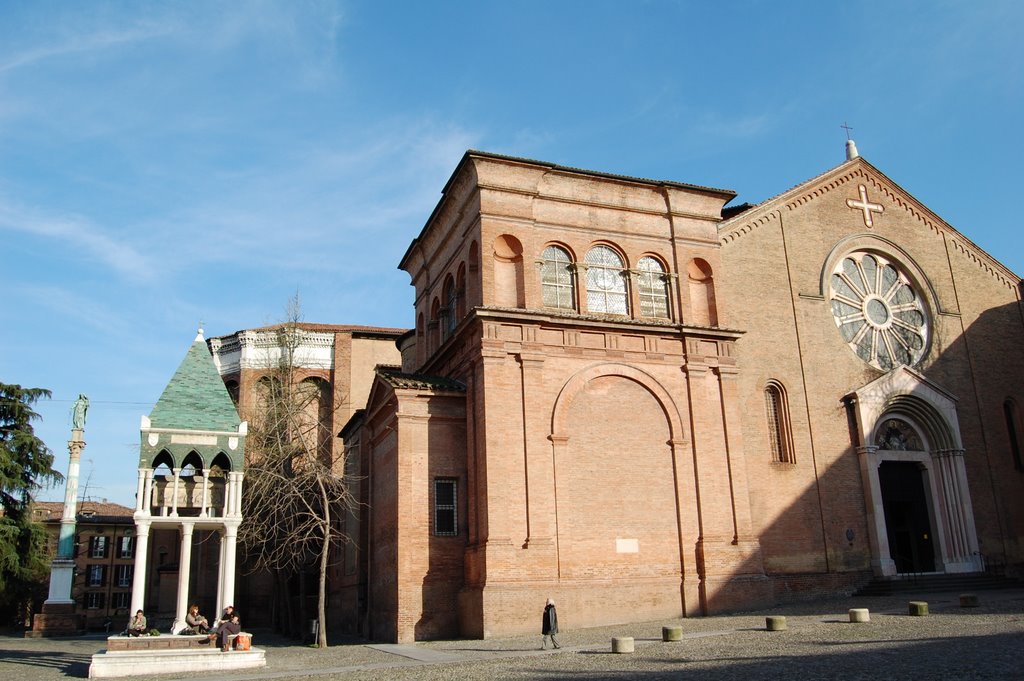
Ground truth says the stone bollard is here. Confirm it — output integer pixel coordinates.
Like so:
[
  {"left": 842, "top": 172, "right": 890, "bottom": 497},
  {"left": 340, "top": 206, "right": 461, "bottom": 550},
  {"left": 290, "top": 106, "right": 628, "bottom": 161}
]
[
  {"left": 959, "top": 594, "right": 979, "bottom": 608},
  {"left": 662, "top": 625, "right": 683, "bottom": 642},
  {"left": 765, "top": 616, "right": 787, "bottom": 631},
  {"left": 849, "top": 608, "right": 870, "bottom": 623},
  {"left": 908, "top": 601, "right": 929, "bottom": 616},
  {"left": 612, "top": 636, "right": 635, "bottom": 653}
]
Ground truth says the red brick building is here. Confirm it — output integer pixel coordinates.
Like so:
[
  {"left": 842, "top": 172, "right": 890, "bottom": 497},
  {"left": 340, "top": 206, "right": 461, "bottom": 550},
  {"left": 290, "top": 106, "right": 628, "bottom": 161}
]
[
  {"left": 31, "top": 500, "right": 136, "bottom": 632},
  {"left": 340, "top": 147, "right": 1024, "bottom": 642}
]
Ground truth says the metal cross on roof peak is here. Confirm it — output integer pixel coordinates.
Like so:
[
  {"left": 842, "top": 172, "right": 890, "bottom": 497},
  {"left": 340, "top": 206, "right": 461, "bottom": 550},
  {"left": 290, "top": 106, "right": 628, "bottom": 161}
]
[{"left": 841, "top": 122, "right": 854, "bottom": 140}]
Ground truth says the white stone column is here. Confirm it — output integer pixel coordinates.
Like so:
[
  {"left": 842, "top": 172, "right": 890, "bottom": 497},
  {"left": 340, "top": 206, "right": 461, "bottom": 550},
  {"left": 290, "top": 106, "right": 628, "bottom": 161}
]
[
  {"left": 215, "top": 528, "right": 226, "bottom": 613},
  {"left": 223, "top": 475, "right": 233, "bottom": 517},
  {"left": 170, "top": 467, "right": 182, "bottom": 517},
  {"left": 130, "top": 519, "right": 152, "bottom": 614},
  {"left": 199, "top": 468, "right": 210, "bottom": 518},
  {"left": 171, "top": 522, "right": 194, "bottom": 633},
  {"left": 222, "top": 523, "right": 239, "bottom": 609},
  {"left": 933, "top": 449, "right": 982, "bottom": 572},
  {"left": 135, "top": 469, "right": 147, "bottom": 513},
  {"left": 231, "top": 472, "right": 244, "bottom": 517},
  {"left": 142, "top": 468, "right": 155, "bottom": 514},
  {"left": 857, "top": 445, "right": 896, "bottom": 576}
]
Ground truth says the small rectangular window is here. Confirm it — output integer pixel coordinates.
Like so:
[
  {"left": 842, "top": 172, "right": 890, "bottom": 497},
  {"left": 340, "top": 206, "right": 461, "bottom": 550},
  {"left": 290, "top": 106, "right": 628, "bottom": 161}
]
[
  {"left": 434, "top": 478, "right": 458, "bottom": 537},
  {"left": 112, "top": 592, "right": 131, "bottom": 609},
  {"left": 115, "top": 564, "right": 133, "bottom": 588},
  {"left": 117, "top": 536, "right": 134, "bottom": 559},
  {"left": 90, "top": 536, "right": 109, "bottom": 559},
  {"left": 86, "top": 592, "right": 105, "bottom": 610},
  {"left": 87, "top": 565, "right": 106, "bottom": 587}
]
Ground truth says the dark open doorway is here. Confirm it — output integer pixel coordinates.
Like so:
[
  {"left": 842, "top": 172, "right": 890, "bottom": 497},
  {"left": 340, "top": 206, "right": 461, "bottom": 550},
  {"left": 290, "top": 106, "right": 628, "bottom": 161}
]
[{"left": 879, "top": 461, "right": 936, "bottom": 574}]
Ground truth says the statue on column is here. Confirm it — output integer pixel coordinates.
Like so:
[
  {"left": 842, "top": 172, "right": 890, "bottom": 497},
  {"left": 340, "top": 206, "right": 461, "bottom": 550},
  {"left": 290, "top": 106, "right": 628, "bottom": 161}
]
[{"left": 72, "top": 394, "right": 89, "bottom": 431}]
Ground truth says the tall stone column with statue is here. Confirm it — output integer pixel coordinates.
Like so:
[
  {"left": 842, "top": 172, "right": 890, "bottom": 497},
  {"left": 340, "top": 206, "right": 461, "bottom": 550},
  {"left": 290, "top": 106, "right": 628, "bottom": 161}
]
[{"left": 27, "top": 395, "right": 90, "bottom": 637}]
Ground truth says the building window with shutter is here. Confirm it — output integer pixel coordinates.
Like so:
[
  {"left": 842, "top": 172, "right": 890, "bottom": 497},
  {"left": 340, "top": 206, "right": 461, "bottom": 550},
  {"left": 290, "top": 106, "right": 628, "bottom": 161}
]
[
  {"left": 87, "top": 564, "right": 106, "bottom": 587},
  {"left": 112, "top": 592, "right": 131, "bottom": 610},
  {"left": 115, "top": 564, "right": 134, "bottom": 588},
  {"left": 434, "top": 478, "right": 458, "bottom": 537},
  {"left": 86, "top": 592, "right": 106, "bottom": 610},
  {"left": 89, "top": 535, "right": 109, "bottom": 558},
  {"left": 117, "top": 536, "right": 134, "bottom": 559}
]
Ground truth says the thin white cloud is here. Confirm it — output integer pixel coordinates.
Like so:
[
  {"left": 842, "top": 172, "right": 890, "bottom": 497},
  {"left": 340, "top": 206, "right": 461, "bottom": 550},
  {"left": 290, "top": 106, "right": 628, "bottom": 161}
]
[
  {"left": 0, "top": 23, "right": 175, "bottom": 74},
  {"left": 12, "top": 284, "right": 137, "bottom": 338},
  {"left": 137, "top": 118, "right": 481, "bottom": 274},
  {"left": 0, "top": 199, "right": 155, "bottom": 282}
]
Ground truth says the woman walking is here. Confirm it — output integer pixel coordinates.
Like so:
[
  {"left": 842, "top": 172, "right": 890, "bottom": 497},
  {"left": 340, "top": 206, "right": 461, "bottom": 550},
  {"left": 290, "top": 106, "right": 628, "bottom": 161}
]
[{"left": 541, "top": 598, "right": 560, "bottom": 649}]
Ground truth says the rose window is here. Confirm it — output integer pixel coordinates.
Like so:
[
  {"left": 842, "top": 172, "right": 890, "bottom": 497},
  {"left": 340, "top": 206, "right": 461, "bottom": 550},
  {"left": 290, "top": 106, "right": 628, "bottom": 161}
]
[{"left": 829, "top": 252, "right": 928, "bottom": 370}]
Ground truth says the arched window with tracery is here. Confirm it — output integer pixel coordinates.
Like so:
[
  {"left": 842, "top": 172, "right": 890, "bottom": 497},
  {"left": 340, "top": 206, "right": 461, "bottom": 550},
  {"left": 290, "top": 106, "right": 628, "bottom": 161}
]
[
  {"left": 1004, "top": 399, "right": 1023, "bottom": 471},
  {"left": 637, "top": 256, "right": 670, "bottom": 319},
  {"left": 765, "top": 381, "right": 795, "bottom": 464},
  {"left": 584, "top": 245, "right": 627, "bottom": 315},
  {"left": 540, "top": 245, "right": 576, "bottom": 311}
]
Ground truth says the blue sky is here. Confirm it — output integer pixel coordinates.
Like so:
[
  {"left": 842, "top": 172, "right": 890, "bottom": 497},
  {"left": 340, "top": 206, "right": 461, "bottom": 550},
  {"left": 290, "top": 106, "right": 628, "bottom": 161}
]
[{"left": 2, "top": 0, "right": 1021, "bottom": 506}]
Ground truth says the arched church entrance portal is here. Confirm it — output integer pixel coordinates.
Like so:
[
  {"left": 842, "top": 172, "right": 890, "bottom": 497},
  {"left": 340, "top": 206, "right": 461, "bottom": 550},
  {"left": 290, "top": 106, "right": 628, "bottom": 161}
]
[{"left": 879, "top": 461, "right": 936, "bottom": 574}]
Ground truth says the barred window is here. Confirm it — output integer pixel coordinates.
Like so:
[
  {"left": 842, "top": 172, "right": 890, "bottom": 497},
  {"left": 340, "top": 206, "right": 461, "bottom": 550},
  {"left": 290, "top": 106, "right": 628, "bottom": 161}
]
[
  {"left": 637, "top": 256, "right": 670, "bottom": 318},
  {"left": 540, "top": 246, "right": 576, "bottom": 310},
  {"left": 765, "top": 382, "right": 795, "bottom": 464},
  {"left": 434, "top": 478, "right": 458, "bottom": 537},
  {"left": 584, "top": 245, "right": 628, "bottom": 315}
]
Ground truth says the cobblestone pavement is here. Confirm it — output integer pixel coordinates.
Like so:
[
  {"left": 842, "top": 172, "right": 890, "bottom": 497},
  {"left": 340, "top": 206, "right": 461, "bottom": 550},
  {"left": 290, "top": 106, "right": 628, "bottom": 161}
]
[{"left": 3, "top": 590, "right": 1022, "bottom": 681}]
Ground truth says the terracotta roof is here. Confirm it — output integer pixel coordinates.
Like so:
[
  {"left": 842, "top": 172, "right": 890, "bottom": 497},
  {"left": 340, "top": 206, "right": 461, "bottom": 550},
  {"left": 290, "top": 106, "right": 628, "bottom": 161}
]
[
  {"left": 375, "top": 365, "right": 466, "bottom": 392},
  {"left": 32, "top": 500, "right": 135, "bottom": 520}
]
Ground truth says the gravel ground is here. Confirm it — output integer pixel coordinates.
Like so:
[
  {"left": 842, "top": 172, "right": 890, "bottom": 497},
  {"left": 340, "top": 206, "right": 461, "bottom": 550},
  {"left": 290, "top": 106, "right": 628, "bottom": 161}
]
[{"left": 3, "top": 590, "right": 1023, "bottom": 681}]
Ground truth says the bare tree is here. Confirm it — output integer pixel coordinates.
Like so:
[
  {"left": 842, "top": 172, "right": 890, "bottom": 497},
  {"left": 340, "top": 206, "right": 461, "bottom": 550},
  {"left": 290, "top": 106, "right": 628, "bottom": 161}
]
[{"left": 238, "top": 297, "right": 357, "bottom": 648}]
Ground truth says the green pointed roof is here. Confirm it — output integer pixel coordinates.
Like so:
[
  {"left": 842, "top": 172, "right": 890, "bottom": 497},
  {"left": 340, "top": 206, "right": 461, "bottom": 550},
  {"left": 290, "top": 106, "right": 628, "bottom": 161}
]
[{"left": 149, "top": 330, "right": 240, "bottom": 431}]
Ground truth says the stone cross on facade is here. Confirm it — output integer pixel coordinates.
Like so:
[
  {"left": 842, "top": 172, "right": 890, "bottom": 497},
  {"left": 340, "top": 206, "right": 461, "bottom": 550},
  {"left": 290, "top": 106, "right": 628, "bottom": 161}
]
[{"left": 846, "top": 184, "right": 884, "bottom": 227}]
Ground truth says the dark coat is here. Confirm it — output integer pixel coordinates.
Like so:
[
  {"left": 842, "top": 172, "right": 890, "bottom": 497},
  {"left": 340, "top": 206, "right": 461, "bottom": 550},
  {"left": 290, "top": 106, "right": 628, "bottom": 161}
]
[{"left": 542, "top": 604, "right": 558, "bottom": 634}]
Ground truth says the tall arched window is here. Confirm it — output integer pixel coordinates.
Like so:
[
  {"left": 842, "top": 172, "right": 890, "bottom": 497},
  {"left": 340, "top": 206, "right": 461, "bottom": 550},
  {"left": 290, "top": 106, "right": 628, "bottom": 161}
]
[
  {"left": 429, "top": 298, "right": 441, "bottom": 352},
  {"left": 637, "top": 256, "right": 670, "bottom": 318},
  {"left": 456, "top": 263, "right": 467, "bottom": 320},
  {"left": 1005, "top": 399, "right": 1022, "bottom": 471},
  {"left": 584, "top": 245, "right": 627, "bottom": 315},
  {"left": 765, "top": 381, "right": 795, "bottom": 463},
  {"left": 540, "top": 245, "right": 576, "bottom": 311},
  {"left": 442, "top": 275, "right": 457, "bottom": 340},
  {"left": 687, "top": 258, "right": 718, "bottom": 326}
]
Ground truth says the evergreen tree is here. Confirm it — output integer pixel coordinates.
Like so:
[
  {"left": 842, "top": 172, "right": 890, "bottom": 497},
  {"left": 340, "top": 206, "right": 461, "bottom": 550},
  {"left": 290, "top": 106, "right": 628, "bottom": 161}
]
[{"left": 0, "top": 383, "right": 62, "bottom": 621}]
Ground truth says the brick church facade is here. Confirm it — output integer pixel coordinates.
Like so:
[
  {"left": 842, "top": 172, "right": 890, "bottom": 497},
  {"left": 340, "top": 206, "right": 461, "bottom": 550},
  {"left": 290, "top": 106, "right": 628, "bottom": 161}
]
[
  {"left": 339, "top": 147, "right": 1024, "bottom": 642},
  {"left": 209, "top": 146, "right": 1024, "bottom": 643}
]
